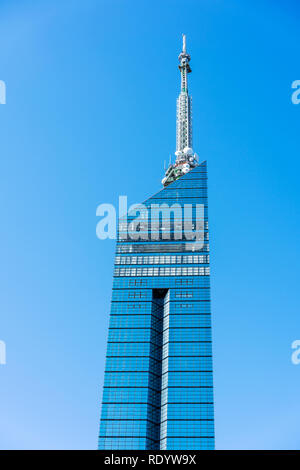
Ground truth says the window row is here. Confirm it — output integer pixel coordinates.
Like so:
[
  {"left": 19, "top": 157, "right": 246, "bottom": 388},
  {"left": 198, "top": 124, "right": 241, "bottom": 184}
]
[
  {"left": 100, "top": 420, "right": 158, "bottom": 438},
  {"left": 118, "top": 234, "right": 208, "bottom": 244},
  {"left": 106, "top": 342, "right": 159, "bottom": 357},
  {"left": 161, "top": 403, "right": 214, "bottom": 420},
  {"left": 163, "top": 328, "right": 212, "bottom": 343},
  {"left": 104, "top": 371, "right": 213, "bottom": 388},
  {"left": 116, "top": 242, "right": 210, "bottom": 254},
  {"left": 161, "top": 387, "right": 214, "bottom": 404},
  {"left": 115, "top": 255, "right": 209, "bottom": 266},
  {"left": 100, "top": 420, "right": 214, "bottom": 438},
  {"left": 106, "top": 342, "right": 213, "bottom": 357},
  {"left": 162, "top": 342, "right": 213, "bottom": 358},
  {"left": 114, "top": 267, "right": 210, "bottom": 277},
  {"left": 111, "top": 289, "right": 211, "bottom": 302},
  {"left": 101, "top": 386, "right": 213, "bottom": 405},
  {"left": 110, "top": 303, "right": 210, "bottom": 313},
  {"left": 108, "top": 329, "right": 153, "bottom": 343},
  {"left": 167, "top": 314, "right": 212, "bottom": 327},
  {"left": 160, "top": 420, "right": 214, "bottom": 438},
  {"left": 109, "top": 314, "right": 211, "bottom": 328},
  {"left": 105, "top": 356, "right": 160, "bottom": 373},
  {"left": 104, "top": 372, "right": 161, "bottom": 389},
  {"left": 162, "top": 356, "right": 213, "bottom": 372},
  {"left": 108, "top": 327, "right": 211, "bottom": 343},
  {"left": 102, "top": 387, "right": 160, "bottom": 405},
  {"left": 101, "top": 403, "right": 214, "bottom": 422},
  {"left": 113, "top": 276, "right": 210, "bottom": 288},
  {"left": 161, "top": 371, "right": 213, "bottom": 388},
  {"left": 160, "top": 437, "right": 214, "bottom": 450},
  {"left": 98, "top": 437, "right": 155, "bottom": 450},
  {"left": 109, "top": 303, "right": 210, "bottom": 315},
  {"left": 146, "top": 197, "right": 208, "bottom": 205},
  {"left": 101, "top": 403, "right": 160, "bottom": 421},
  {"left": 104, "top": 355, "right": 213, "bottom": 374}
]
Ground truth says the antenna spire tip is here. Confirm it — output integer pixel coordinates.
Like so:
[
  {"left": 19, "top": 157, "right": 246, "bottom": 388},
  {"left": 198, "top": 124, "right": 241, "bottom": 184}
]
[{"left": 182, "top": 34, "right": 186, "bottom": 53}]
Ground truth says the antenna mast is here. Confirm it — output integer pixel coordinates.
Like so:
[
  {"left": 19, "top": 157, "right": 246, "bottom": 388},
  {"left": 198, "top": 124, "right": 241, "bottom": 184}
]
[{"left": 162, "top": 34, "right": 198, "bottom": 187}]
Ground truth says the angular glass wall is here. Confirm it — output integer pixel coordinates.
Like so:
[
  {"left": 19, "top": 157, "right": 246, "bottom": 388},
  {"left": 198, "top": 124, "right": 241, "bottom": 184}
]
[{"left": 98, "top": 162, "right": 214, "bottom": 450}]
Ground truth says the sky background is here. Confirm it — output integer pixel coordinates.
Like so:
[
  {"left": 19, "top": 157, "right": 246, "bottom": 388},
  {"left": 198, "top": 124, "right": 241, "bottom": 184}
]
[{"left": 0, "top": 0, "right": 300, "bottom": 450}]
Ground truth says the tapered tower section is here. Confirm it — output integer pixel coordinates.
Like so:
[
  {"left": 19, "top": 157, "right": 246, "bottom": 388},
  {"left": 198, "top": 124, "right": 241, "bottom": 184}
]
[{"left": 98, "top": 35, "right": 215, "bottom": 451}]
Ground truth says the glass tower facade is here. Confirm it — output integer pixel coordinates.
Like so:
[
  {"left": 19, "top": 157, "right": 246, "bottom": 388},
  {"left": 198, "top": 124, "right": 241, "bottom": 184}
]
[{"left": 98, "top": 161, "right": 215, "bottom": 450}]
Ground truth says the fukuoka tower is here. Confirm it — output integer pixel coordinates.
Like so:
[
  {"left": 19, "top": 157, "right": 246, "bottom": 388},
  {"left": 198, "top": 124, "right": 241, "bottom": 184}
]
[{"left": 98, "top": 35, "right": 215, "bottom": 451}]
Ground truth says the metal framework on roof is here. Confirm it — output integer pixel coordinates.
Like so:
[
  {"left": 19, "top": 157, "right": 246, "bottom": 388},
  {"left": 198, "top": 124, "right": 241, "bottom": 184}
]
[{"left": 162, "top": 35, "right": 198, "bottom": 187}]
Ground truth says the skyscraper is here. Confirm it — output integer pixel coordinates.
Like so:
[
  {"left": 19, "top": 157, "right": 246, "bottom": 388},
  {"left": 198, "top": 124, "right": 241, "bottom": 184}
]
[{"left": 98, "top": 35, "right": 215, "bottom": 451}]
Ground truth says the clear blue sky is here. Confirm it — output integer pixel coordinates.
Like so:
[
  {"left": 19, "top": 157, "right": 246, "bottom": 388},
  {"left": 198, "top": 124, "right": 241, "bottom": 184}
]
[{"left": 0, "top": 0, "right": 300, "bottom": 450}]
